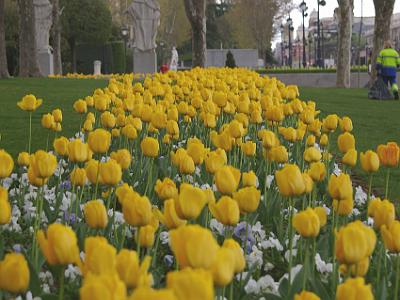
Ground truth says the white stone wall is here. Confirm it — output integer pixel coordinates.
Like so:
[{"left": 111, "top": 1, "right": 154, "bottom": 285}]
[{"left": 205, "top": 49, "right": 259, "bottom": 69}]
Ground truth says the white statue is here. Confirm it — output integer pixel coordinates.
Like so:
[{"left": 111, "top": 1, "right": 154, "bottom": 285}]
[
  {"left": 34, "top": 0, "right": 53, "bottom": 52},
  {"left": 128, "top": 0, "right": 160, "bottom": 52},
  {"left": 170, "top": 47, "right": 179, "bottom": 71}
]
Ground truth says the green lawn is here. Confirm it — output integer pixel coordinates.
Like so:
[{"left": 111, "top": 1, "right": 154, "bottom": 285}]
[
  {"left": 300, "top": 87, "right": 400, "bottom": 200},
  {"left": 0, "top": 78, "right": 108, "bottom": 156},
  {"left": 0, "top": 79, "right": 398, "bottom": 199}
]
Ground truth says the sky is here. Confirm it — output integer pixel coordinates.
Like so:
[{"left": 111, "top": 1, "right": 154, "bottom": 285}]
[{"left": 273, "top": 0, "right": 400, "bottom": 46}]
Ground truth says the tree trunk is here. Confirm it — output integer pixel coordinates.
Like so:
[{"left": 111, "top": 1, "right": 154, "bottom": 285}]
[
  {"left": 370, "top": 0, "right": 395, "bottom": 82},
  {"left": 336, "top": 0, "right": 353, "bottom": 88},
  {"left": 18, "top": 0, "right": 42, "bottom": 77},
  {"left": 51, "top": 0, "right": 62, "bottom": 74},
  {"left": 0, "top": 0, "right": 10, "bottom": 78},
  {"left": 183, "top": 0, "right": 206, "bottom": 67}
]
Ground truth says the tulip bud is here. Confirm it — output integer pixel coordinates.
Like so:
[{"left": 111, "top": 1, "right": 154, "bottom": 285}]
[
  {"left": 137, "top": 225, "right": 156, "bottom": 248},
  {"left": 0, "top": 149, "right": 14, "bottom": 179},
  {"left": 293, "top": 207, "right": 320, "bottom": 238},
  {"left": 88, "top": 129, "right": 112, "bottom": 154},
  {"left": 233, "top": 186, "right": 260, "bottom": 214},
  {"left": 141, "top": 137, "right": 160, "bottom": 158},
  {"left": 342, "top": 149, "right": 357, "bottom": 167},
  {"left": 275, "top": 164, "right": 305, "bottom": 197},
  {"left": 337, "top": 132, "right": 355, "bottom": 153},
  {"left": 52, "top": 109, "right": 63, "bottom": 122},
  {"left": 215, "top": 165, "right": 241, "bottom": 195},
  {"left": 73, "top": 99, "right": 87, "bottom": 114},
  {"left": 242, "top": 171, "right": 258, "bottom": 187},
  {"left": 0, "top": 187, "right": 11, "bottom": 225},
  {"left": 84, "top": 200, "right": 108, "bottom": 229},
  {"left": 209, "top": 196, "right": 240, "bottom": 226},
  {"left": 68, "top": 139, "right": 92, "bottom": 163},
  {"left": 29, "top": 150, "right": 57, "bottom": 179},
  {"left": 53, "top": 136, "right": 69, "bottom": 157},
  {"left": 17, "top": 152, "right": 30, "bottom": 167},
  {"left": 360, "top": 150, "right": 380, "bottom": 173},
  {"left": 0, "top": 253, "right": 30, "bottom": 293},
  {"left": 381, "top": 220, "right": 400, "bottom": 253}
]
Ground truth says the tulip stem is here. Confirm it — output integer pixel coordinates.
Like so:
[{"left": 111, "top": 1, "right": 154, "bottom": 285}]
[
  {"left": 394, "top": 254, "right": 400, "bottom": 300},
  {"left": 59, "top": 267, "right": 65, "bottom": 300},
  {"left": 302, "top": 239, "right": 309, "bottom": 290},
  {"left": 93, "top": 160, "right": 101, "bottom": 200},
  {"left": 28, "top": 112, "right": 32, "bottom": 154},
  {"left": 288, "top": 197, "right": 294, "bottom": 287},
  {"left": 385, "top": 168, "right": 390, "bottom": 199}
]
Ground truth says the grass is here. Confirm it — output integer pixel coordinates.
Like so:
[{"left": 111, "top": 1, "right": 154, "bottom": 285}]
[
  {"left": 300, "top": 87, "right": 400, "bottom": 200},
  {"left": 0, "top": 78, "right": 398, "bottom": 199},
  {"left": 0, "top": 78, "right": 108, "bottom": 156}
]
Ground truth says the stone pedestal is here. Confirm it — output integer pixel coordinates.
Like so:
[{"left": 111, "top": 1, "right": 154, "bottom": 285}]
[
  {"left": 133, "top": 49, "right": 157, "bottom": 74},
  {"left": 38, "top": 49, "right": 54, "bottom": 76},
  {"left": 94, "top": 60, "right": 102, "bottom": 75}
]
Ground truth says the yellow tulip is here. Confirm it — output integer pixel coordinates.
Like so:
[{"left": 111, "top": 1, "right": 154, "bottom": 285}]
[
  {"left": 260, "top": 130, "right": 280, "bottom": 149},
  {"left": 154, "top": 199, "right": 187, "bottom": 229},
  {"left": 52, "top": 136, "right": 69, "bottom": 156},
  {"left": 17, "top": 94, "right": 42, "bottom": 111},
  {"left": 209, "top": 196, "right": 240, "bottom": 226},
  {"left": 294, "top": 291, "right": 320, "bottom": 300},
  {"left": 342, "top": 149, "right": 357, "bottom": 167},
  {"left": 141, "top": 137, "right": 160, "bottom": 157},
  {"left": 0, "top": 189, "right": 11, "bottom": 225},
  {"left": 306, "top": 135, "right": 316, "bottom": 146},
  {"left": 0, "top": 253, "right": 30, "bottom": 293},
  {"left": 360, "top": 150, "right": 380, "bottom": 173},
  {"left": 228, "top": 120, "right": 245, "bottom": 138},
  {"left": 328, "top": 173, "right": 353, "bottom": 201},
  {"left": 154, "top": 177, "right": 178, "bottom": 201},
  {"left": 269, "top": 145, "right": 289, "bottom": 163},
  {"left": 376, "top": 142, "right": 400, "bottom": 167},
  {"left": 52, "top": 108, "right": 62, "bottom": 122},
  {"left": 73, "top": 99, "right": 87, "bottom": 114},
  {"left": 29, "top": 150, "right": 57, "bottom": 179},
  {"left": 215, "top": 165, "right": 241, "bottom": 195},
  {"left": 121, "top": 124, "right": 138, "bottom": 140},
  {"left": 0, "top": 149, "right": 14, "bottom": 179},
  {"left": 99, "top": 159, "right": 122, "bottom": 186},
  {"left": 17, "top": 152, "right": 30, "bottom": 166},
  {"left": 322, "top": 114, "right": 338, "bottom": 131},
  {"left": 186, "top": 138, "right": 206, "bottom": 165},
  {"left": 37, "top": 223, "right": 81, "bottom": 266},
  {"left": 83, "top": 236, "right": 116, "bottom": 275},
  {"left": 211, "top": 247, "right": 235, "bottom": 286},
  {"left": 336, "top": 277, "right": 373, "bottom": 300},
  {"left": 340, "top": 256, "right": 369, "bottom": 277},
  {"left": 369, "top": 198, "right": 395, "bottom": 228},
  {"left": 167, "top": 268, "right": 214, "bottom": 300},
  {"left": 129, "top": 288, "right": 177, "bottom": 300},
  {"left": 84, "top": 200, "right": 108, "bottom": 229},
  {"left": 205, "top": 149, "right": 227, "bottom": 174},
  {"left": 339, "top": 116, "right": 353, "bottom": 132},
  {"left": 68, "top": 139, "right": 92, "bottom": 163},
  {"left": 116, "top": 249, "right": 152, "bottom": 288},
  {"left": 175, "top": 183, "right": 208, "bottom": 220},
  {"left": 232, "top": 186, "right": 261, "bottom": 214},
  {"left": 100, "top": 111, "right": 116, "bottom": 129},
  {"left": 275, "top": 164, "right": 305, "bottom": 197},
  {"left": 381, "top": 220, "right": 400, "bottom": 253},
  {"left": 110, "top": 149, "right": 132, "bottom": 169},
  {"left": 319, "top": 133, "right": 328, "bottom": 146},
  {"left": 279, "top": 127, "right": 297, "bottom": 142},
  {"left": 222, "top": 239, "right": 245, "bottom": 273},
  {"left": 80, "top": 273, "right": 126, "bottom": 300},
  {"left": 242, "top": 170, "right": 257, "bottom": 187},
  {"left": 292, "top": 207, "right": 320, "bottom": 238},
  {"left": 70, "top": 167, "right": 87, "bottom": 187},
  {"left": 314, "top": 206, "right": 327, "bottom": 227},
  {"left": 303, "top": 146, "right": 322, "bottom": 163},
  {"left": 337, "top": 132, "right": 355, "bottom": 153},
  {"left": 308, "top": 162, "right": 326, "bottom": 182},
  {"left": 122, "top": 193, "right": 152, "bottom": 227},
  {"left": 333, "top": 198, "right": 354, "bottom": 216},
  {"left": 169, "top": 225, "right": 219, "bottom": 269},
  {"left": 178, "top": 153, "right": 195, "bottom": 174},
  {"left": 41, "top": 113, "right": 55, "bottom": 130},
  {"left": 213, "top": 91, "right": 227, "bottom": 107},
  {"left": 335, "top": 221, "right": 376, "bottom": 265},
  {"left": 88, "top": 129, "right": 112, "bottom": 154},
  {"left": 137, "top": 225, "right": 156, "bottom": 248},
  {"left": 241, "top": 141, "right": 256, "bottom": 156}
]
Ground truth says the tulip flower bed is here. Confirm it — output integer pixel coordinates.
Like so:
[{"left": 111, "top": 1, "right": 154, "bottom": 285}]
[{"left": 0, "top": 68, "right": 399, "bottom": 300}]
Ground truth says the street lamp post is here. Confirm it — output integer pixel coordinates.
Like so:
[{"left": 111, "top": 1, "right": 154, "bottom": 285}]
[
  {"left": 287, "top": 16, "right": 294, "bottom": 68},
  {"left": 300, "top": 1, "right": 308, "bottom": 68},
  {"left": 280, "top": 24, "right": 285, "bottom": 66},
  {"left": 121, "top": 26, "right": 129, "bottom": 72},
  {"left": 317, "top": 0, "right": 326, "bottom": 68}
]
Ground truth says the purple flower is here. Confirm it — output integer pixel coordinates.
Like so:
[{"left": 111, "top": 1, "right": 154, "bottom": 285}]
[
  {"left": 234, "top": 221, "right": 256, "bottom": 254},
  {"left": 13, "top": 244, "right": 22, "bottom": 253},
  {"left": 64, "top": 211, "right": 76, "bottom": 224},
  {"left": 60, "top": 180, "right": 71, "bottom": 191}
]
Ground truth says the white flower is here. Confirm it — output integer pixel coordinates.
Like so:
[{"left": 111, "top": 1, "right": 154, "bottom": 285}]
[
  {"left": 332, "top": 163, "right": 341, "bottom": 176},
  {"left": 252, "top": 221, "right": 266, "bottom": 241},
  {"left": 279, "top": 264, "right": 303, "bottom": 284},
  {"left": 15, "top": 291, "right": 41, "bottom": 300},
  {"left": 260, "top": 236, "right": 283, "bottom": 252},
  {"left": 258, "top": 274, "right": 279, "bottom": 295},
  {"left": 266, "top": 175, "right": 274, "bottom": 189},
  {"left": 244, "top": 278, "right": 259, "bottom": 294},
  {"left": 160, "top": 231, "right": 169, "bottom": 245},
  {"left": 315, "top": 253, "right": 333, "bottom": 274},
  {"left": 210, "top": 218, "right": 225, "bottom": 236},
  {"left": 354, "top": 185, "right": 368, "bottom": 206},
  {"left": 264, "top": 262, "right": 275, "bottom": 272},
  {"left": 246, "top": 246, "right": 263, "bottom": 268},
  {"left": 65, "top": 264, "right": 81, "bottom": 281},
  {"left": 284, "top": 249, "right": 298, "bottom": 262}
]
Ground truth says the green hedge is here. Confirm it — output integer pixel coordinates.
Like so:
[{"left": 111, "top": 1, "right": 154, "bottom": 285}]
[
  {"left": 257, "top": 66, "right": 369, "bottom": 74},
  {"left": 76, "top": 41, "right": 126, "bottom": 74}
]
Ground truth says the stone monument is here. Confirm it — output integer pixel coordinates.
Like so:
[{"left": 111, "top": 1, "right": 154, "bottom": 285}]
[
  {"left": 169, "top": 47, "right": 179, "bottom": 71},
  {"left": 34, "top": 0, "right": 54, "bottom": 76},
  {"left": 128, "top": 0, "right": 160, "bottom": 74}
]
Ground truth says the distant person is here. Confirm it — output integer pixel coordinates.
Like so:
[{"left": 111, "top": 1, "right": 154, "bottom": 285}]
[{"left": 376, "top": 40, "right": 400, "bottom": 99}]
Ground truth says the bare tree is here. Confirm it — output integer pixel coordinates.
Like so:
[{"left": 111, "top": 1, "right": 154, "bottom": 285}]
[
  {"left": 18, "top": 0, "right": 42, "bottom": 77},
  {"left": 183, "top": 0, "right": 207, "bottom": 67},
  {"left": 51, "top": 0, "right": 62, "bottom": 75},
  {"left": 370, "top": 0, "right": 395, "bottom": 82},
  {"left": 336, "top": 0, "right": 353, "bottom": 88},
  {"left": 0, "top": 0, "right": 10, "bottom": 78}
]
